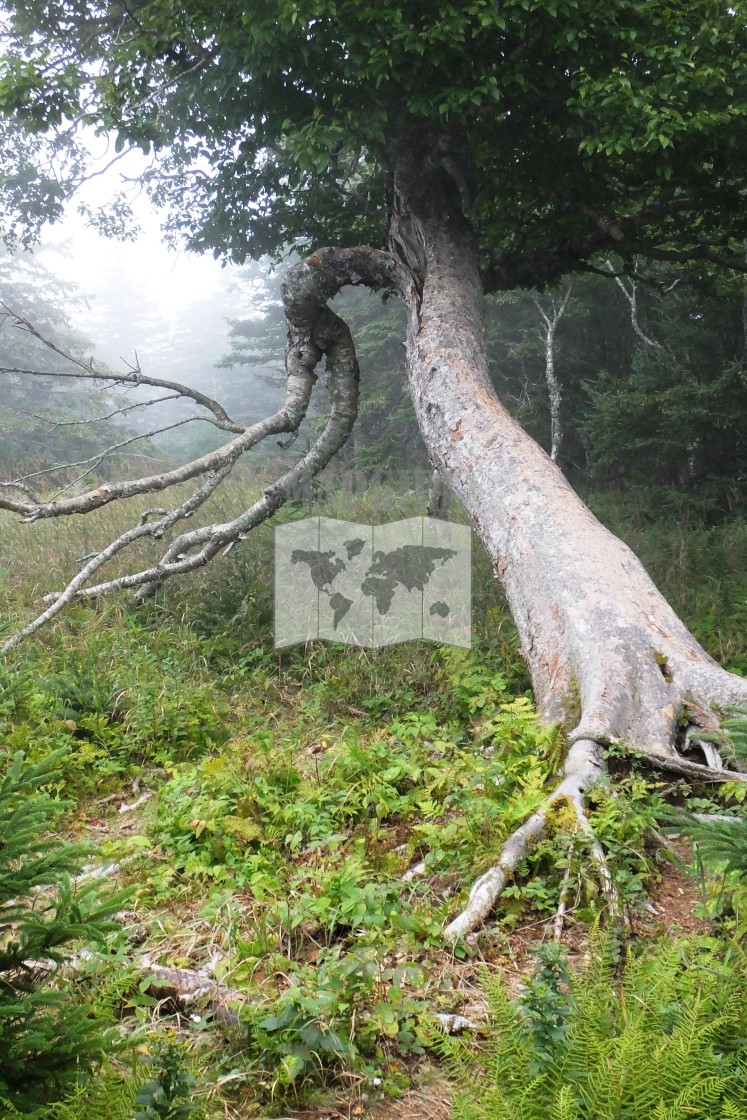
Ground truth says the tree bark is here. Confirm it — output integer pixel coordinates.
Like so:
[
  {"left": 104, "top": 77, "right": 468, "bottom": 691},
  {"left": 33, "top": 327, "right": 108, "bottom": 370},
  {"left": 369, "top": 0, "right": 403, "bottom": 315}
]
[{"left": 396, "top": 186, "right": 747, "bottom": 763}]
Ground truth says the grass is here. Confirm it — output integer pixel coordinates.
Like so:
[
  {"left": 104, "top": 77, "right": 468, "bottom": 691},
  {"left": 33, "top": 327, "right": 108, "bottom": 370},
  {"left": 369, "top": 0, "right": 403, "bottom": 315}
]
[{"left": 1, "top": 476, "right": 746, "bottom": 1115}]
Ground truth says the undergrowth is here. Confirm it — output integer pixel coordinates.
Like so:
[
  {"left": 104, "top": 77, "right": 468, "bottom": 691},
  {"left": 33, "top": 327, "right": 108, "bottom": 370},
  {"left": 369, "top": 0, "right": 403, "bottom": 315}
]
[
  {"left": 446, "top": 936, "right": 747, "bottom": 1119},
  {"left": 0, "top": 492, "right": 745, "bottom": 1114}
]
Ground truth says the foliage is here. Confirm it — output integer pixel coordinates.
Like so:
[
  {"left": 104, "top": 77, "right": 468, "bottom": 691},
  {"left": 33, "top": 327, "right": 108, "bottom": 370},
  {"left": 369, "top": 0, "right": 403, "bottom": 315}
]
[
  {"left": 1, "top": 0, "right": 747, "bottom": 285},
  {"left": 673, "top": 712, "right": 747, "bottom": 932},
  {"left": 0, "top": 750, "right": 130, "bottom": 1114},
  {"left": 131, "top": 688, "right": 556, "bottom": 1097},
  {"left": 133, "top": 1039, "right": 201, "bottom": 1120},
  {"left": 517, "top": 943, "right": 574, "bottom": 1076},
  {"left": 446, "top": 937, "right": 747, "bottom": 1120},
  {"left": 0, "top": 616, "right": 231, "bottom": 795},
  {"left": 0, "top": 484, "right": 746, "bottom": 1109},
  {"left": 0, "top": 1065, "right": 143, "bottom": 1120}
]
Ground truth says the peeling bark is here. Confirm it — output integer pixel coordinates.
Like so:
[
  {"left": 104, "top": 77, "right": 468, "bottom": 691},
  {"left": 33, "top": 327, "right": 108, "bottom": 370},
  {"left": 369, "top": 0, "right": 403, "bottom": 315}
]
[
  {"left": 426, "top": 468, "right": 450, "bottom": 517},
  {"left": 399, "top": 198, "right": 747, "bottom": 763}
]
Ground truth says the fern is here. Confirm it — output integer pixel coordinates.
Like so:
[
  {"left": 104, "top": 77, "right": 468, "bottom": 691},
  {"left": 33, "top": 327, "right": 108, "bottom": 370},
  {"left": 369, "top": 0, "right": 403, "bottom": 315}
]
[
  {"left": 447, "top": 937, "right": 747, "bottom": 1120},
  {"left": 678, "top": 711, "right": 747, "bottom": 873},
  {"left": 0, "top": 751, "right": 132, "bottom": 1114},
  {"left": 0, "top": 1065, "right": 142, "bottom": 1120},
  {"left": 719, "top": 1102, "right": 746, "bottom": 1120}
]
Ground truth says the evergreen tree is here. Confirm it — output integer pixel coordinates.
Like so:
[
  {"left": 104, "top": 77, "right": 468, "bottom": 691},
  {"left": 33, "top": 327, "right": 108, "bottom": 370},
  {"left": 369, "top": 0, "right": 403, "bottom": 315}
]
[{"left": 0, "top": 750, "right": 129, "bottom": 1115}]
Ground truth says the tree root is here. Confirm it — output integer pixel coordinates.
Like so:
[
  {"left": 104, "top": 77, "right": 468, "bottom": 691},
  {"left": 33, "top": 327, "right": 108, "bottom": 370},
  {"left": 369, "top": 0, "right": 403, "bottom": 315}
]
[
  {"left": 444, "top": 739, "right": 606, "bottom": 941},
  {"left": 632, "top": 745, "right": 747, "bottom": 783},
  {"left": 445, "top": 731, "right": 747, "bottom": 942}
]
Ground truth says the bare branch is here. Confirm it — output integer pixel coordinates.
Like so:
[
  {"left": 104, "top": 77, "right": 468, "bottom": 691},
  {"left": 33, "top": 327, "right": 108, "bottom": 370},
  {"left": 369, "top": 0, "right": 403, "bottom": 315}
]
[
  {"left": 35, "top": 392, "right": 182, "bottom": 430},
  {"left": 604, "top": 259, "right": 664, "bottom": 351},
  {"left": 531, "top": 280, "right": 572, "bottom": 463},
  {"left": 1, "top": 465, "right": 233, "bottom": 653},
  {"left": 10, "top": 417, "right": 211, "bottom": 489},
  {"left": 1, "top": 304, "right": 246, "bottom": 433},
  {"left": 0, "top": 480, "right": 41, "bottom": 501},
  {"left": 0, "top": 369, "right": 316, "bottom": 519},
  {"left": 2, "top": 246, "right": 411, "bottom": 648}
]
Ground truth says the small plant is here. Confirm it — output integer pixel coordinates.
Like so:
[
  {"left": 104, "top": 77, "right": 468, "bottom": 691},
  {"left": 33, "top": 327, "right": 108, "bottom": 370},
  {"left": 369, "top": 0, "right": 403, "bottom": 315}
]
[
  {"left": 517, "top": 942, "right": 574, "bottom": 1074},
  {"left": 240, "top": 948, "right": 429, "bottom": 1097},
  {"left": 133, "top": 1039, "right": 201, "bottom": 1120}
]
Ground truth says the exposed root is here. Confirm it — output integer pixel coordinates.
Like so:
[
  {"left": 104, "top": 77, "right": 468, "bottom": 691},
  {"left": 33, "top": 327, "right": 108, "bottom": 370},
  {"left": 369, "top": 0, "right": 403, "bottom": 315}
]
[
  {"left": 444, "top": 739, "right": 606, "bottom": 942},
  {"left": 684, "top": 727, "right": 724, "bottom": 771},
  {"left": 568, "top": 787, "right": 619, "bottom": 917},
  {"left": 444, "top": 803, "right": 550, "bottom": 942},
  {"left": 138, "top": 955, "right": 247, "bottom": 1027},
  {"left": 633, "top": 745, "right": 747, "bottom": 784},
  {"left": 446, "top": 710, "right": 747, "bottom": 942}
]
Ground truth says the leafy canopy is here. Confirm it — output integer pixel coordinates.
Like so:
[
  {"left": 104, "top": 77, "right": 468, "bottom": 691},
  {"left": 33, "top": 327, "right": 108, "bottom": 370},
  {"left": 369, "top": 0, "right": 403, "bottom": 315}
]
[{"left": 0, "top": 1, "right": 746, "bottom": 281}]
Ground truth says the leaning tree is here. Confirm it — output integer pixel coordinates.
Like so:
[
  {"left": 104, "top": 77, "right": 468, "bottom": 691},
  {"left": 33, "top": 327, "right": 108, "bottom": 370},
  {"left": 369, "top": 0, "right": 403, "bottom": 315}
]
[{"left": 1, "top": 0, "right": 747, "bottom": 936}]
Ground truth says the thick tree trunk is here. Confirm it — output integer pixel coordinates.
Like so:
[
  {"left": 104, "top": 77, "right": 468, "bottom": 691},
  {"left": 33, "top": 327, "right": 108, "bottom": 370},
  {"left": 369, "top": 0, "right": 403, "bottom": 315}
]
[{"left": 400, "top": 206, "right": 747, "bottom": 762}]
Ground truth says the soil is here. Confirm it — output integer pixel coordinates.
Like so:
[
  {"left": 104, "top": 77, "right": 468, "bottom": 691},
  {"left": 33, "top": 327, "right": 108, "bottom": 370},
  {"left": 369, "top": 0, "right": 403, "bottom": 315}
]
[{"left": 634, "top": 838, "right": 712, "bottom": 937}]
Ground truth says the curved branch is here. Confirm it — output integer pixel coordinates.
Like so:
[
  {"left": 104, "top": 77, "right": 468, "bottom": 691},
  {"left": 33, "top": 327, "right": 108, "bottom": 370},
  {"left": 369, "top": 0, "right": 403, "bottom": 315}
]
[
  {"left": 0, "top": 247, "right": 409, "bottom": 525},
  {"left": 2, "top": 247, "right": 411, "bottom": 647}
]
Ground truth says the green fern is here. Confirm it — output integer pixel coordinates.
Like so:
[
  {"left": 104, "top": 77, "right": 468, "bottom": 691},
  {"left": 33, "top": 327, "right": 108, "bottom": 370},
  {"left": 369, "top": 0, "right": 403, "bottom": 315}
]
[
  {"left": 679, "top": 711, "right": 747, "bottom": 873},
  {"left": 446, "top": 937, "right": 747, "bottom": 1120},
  {"left": 43, "top": 1068, "right": 141, "bottom": 1120},
  {"left": 0, "top": 1066, "right": 141, "bottom": 1120},
  {"left": 719, "top": 1101, "right": 746, "bottom": 1119},
  {"left": 0, "top": 751, "right": 131, "bottom": 1113}
]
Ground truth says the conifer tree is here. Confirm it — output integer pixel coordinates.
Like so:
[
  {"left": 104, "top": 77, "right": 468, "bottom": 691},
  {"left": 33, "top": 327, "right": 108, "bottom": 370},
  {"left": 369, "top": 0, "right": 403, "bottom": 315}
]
[{"left": 0, "top": 751, "right": 128, "bottom": 1114}]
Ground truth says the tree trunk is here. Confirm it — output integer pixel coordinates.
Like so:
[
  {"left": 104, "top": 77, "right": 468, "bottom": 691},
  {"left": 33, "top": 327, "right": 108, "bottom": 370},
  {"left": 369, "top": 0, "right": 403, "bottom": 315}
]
[{"left": 398, "top": 196, "right": 747, "bottom": 763}]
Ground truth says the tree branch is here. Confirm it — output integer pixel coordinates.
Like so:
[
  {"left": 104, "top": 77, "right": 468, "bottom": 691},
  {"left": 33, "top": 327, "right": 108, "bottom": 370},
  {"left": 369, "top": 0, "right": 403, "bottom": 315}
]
[
  {"left": 1, "top": 305, "right": 246, "bottom": 433},
  {"left": 1, "top": 466, "right": 232, "bottom": 653},
  {"left": 10, "top": 417, "right": 214, "bottom": 491},
  {"left": 1, "top": 247, "right": 411, "bottom": 648}
]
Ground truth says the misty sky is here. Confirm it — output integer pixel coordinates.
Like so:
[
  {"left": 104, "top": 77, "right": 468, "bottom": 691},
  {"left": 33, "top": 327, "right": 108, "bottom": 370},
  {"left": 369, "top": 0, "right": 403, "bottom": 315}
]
[{"left": 34, "top": 143, "right": 257, "bottom": 371}]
